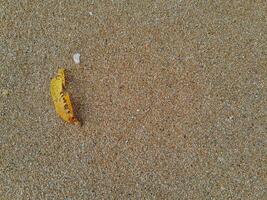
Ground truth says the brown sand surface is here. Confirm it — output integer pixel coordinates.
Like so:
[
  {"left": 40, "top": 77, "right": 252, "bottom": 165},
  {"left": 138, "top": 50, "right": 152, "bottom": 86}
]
[{"left": 0, "top": 1, "right": 266, "bottom": 199}]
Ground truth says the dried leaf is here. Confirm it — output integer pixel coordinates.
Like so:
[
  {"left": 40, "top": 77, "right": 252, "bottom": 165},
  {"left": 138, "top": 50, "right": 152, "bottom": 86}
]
[{"left": 50, "top": 68, "right": 79, "bottom": 125}]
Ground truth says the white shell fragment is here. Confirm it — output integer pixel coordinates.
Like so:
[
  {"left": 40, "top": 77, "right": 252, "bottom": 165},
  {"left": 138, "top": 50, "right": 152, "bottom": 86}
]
[{"left": 73, "top": 53, "right": 81, "bottom": 64}]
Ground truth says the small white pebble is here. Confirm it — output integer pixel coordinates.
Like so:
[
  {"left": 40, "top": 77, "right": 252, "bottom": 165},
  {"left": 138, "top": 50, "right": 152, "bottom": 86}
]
[
  {"left": 73, "top": 53, "right": 80, "bottom": 64},
  {"left": 89, "top": 11, "right": 93, "bottom": 16}
]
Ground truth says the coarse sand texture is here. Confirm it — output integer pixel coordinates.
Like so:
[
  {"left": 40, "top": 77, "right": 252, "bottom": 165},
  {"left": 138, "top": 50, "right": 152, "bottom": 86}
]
[{"left": 1, "top": 1, "right": 266, "bottom": 199}]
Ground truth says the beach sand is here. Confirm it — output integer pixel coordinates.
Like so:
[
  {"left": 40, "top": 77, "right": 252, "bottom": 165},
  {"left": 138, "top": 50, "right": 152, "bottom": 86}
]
[{"left": 1, "top": 0, "right": 266, "bottom": 199}]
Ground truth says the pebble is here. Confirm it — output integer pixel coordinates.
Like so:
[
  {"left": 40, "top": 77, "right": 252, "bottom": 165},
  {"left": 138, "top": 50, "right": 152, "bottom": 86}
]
[{"left": 73, "top": 53, "right": 81, "bottom": 64}]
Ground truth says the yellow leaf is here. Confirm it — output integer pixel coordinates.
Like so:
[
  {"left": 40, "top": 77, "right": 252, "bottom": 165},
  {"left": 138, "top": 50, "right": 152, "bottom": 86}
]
[{"left": 50, "top": 68, "right": 79, "bottom": 125}]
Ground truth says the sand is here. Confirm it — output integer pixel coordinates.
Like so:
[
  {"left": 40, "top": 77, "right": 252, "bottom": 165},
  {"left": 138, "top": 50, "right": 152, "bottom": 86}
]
[{"left": 0, "top": 0, "right": 266, "bottom": 199}]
